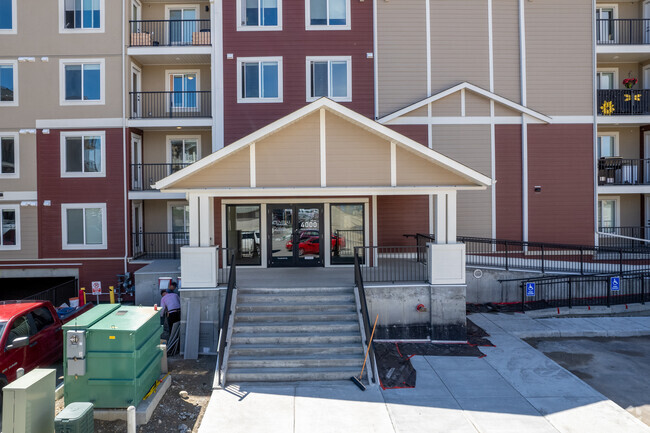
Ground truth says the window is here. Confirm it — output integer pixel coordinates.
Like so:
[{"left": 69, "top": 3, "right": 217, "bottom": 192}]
[
  {"left": 0, "top": 0, "right": 16, "bottom": 34},
  {"left": 6, "top": 315, "right": 31, "bottom": 348},
  {"left": 330, "top": 203, "right": 364, "bottom": 264},
  {"left": 596, "top": 6, "right": 616, "bottom": 43},
  {"left": 0, "top": 134, "right": 18, "bottom": 178},
  {"left": 237, "top": 0, "right": 281, "bottom": 30},
  {"left": 167, "top": 7, "right": 198, "bottom": 45},
  {"left": 597, "top": 70, "right": 617, "bottom": 90},
  {"left": 598, "top": 198, "right": 618, "bottom": 229},
  {"left": 168, "top": 136, "right": 200, "bottom": 172},
  {"left": 60, "top": 132, "right": 105, "bottom": 177},
  {"left": 597, "top": 133, "right": 618, "bottom": 158},
  {"left": 62, "top": 203, "right": 107, "bottom": 249},
  {"left": 237, "top": 57, "right": 283, "bottom": 103},
  {"left": 60, "top": 59, "right": 105, "bottom": 105},
  {"left": 0, "top": 205, "right": 19, "bottom": 250},
  {"left": 306, "top": 56, "right": 351, "bottom": 102},
  {"left": 306, "top": 0, "right": 349, "bottom": 29},
  {"left": 168, "top": 202, "right": 189, "bottom": 244},
  {"left": 60, "top": 0, "right": 104, "bottom": 32},
  {"left": 166, "top": 70, "right": 200, "bottom": 110},
  {"left": 31, "top": 307, "right": 55, "bottom": 332},
  {"left": 226, "top": 205, "right": 261, "bottom": 265},
  {"left": 0, "top": 61, "right": 17, "bottom": 106}
]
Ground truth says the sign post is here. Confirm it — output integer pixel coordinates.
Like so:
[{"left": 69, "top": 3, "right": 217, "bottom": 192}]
[
  {"left": 526, "top": 282, "right": 536, "bottom": 297},
  {"left": 91, "top": 281, "right": 102, "bottom": 304}
]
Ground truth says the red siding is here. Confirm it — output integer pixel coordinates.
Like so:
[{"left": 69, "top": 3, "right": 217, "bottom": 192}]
[
  {"left": 527, "top": 124, "right": 594, "bottom": 245},
  {"left": 222, "top": 1, "right": 374, "bottom": 144},
  {"left": 37, "top": 128, "right": 127, "bottom": 259},
  {"left": 387, "top": 125, "right": 428, "bottom": 147},
  {"left": 495, "top": 125, "right": 523, "bottom": 240},
  {"left": 377, "top": 196, "right": 429, "bottom": 246}
]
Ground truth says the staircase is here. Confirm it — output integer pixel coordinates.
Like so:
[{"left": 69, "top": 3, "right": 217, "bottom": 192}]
[{"left": 224, "top": 286, "right": 367, "bottom": 383}]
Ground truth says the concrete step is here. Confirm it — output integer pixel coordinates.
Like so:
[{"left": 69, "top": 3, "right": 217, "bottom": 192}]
[
  {"left": 232, "top": 321, "right": 360, "bottom": 334},
  {"left": 236, "top": 302, "right": 357, "bottom": 313},
  {"left": 235, "top": 311, "right": 359, "bottom": 322},
  {"left": 227, "top": 354, "right": 364, "bottom": 369},
  {"left": 226, "top": 367, "right": 364, "bottom": 382},
  {"left": 228, "top": 343, "right": 363, "bottom": 357},
  {"left": 237, "top": 293, "right": 356, "bottom": 304},
  {"left": 237, "top": 287, "right": 354, "bottom": 295},
  {"left": 231, "top": 332, "right": 362, "bottom": 345}
]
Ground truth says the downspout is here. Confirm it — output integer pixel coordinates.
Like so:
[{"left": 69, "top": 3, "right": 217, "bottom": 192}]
[
  {"left": 373, "top": 0, "right": 378, "bottom": 120},
  {"left": 592, "top": 0, "right": 599, "bottom": 245},
  {"left": 122, "top": 0, "right": 129, "bottom": 274},
  {"left": 519, "top": 0, "right": 528, "bottom": 243}
]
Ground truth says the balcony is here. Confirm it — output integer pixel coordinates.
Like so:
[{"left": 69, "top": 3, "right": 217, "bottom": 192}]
[
  {"left": 129, "top": 91, "right": 211, "bottom": 125},
  {"left": 132, "top": 232, "right": 188, "bottom": 260},
  {"left": 131, "top": 163, "right": 190, "bottom": 191},
  {"left": 597, "top": 158, "right": 650, "bottom": 186},
  {"left": 597, "top": 89, "right": 650, "bottom": 117},
  {"left": 597, "top": 19, "right": 650, "bottom": 45},
  {"left": 598, "top": 226, "right": 650, "bottom": 252},
  {"left": 129, "top": 20, "right": 211, "bottom": 47}
]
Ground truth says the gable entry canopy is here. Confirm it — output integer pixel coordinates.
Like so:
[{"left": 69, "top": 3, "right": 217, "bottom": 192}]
[{"left": 155, "top": 98, "right": 492, "bottom": 197}]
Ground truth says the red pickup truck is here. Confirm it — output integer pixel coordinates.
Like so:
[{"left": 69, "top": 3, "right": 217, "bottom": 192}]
[{"left": 0, "top": 301, "right": 92, "bottom": 389}]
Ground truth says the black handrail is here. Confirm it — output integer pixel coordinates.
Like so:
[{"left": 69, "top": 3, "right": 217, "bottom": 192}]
[
  {"left": 132, "top": 232, "right": 189, "bottom": 260},
  {"left": 130, "top": 91, "right": 212, "bottom": 119},
  {"left": 22, "top": 279, "right": 78, "bottom": 306},
  {"left": 129, "top": 19, "right": 211, "bottom": 47},
  {"left": 217, "top": 251, "right": 237, "bottom": 387},
  {"left": 596, "top": 18, "right": 650, "bottom": 45},
  {"left": 597, "top": 89, "right": 650, "bottom": 116},
  {"left": 597, "top": 158, "right": 650, "bottom": 185},
  {"left": 354, "top": 248, "right": 377, "bottom": 385},
  {"left": 354, "top": 246, "right": 428, "bottom": 283},
  {"left": 131, "top": 163, "right": 191, "bottom": 190},
  {"left": 598, "top": 226, "right": 650, "bottom": 252}
]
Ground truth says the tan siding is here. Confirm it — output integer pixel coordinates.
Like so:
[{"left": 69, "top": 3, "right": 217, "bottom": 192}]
[
  {"left": 598, "top": 126, "right": 639, "bottom": 159},
  {"left": 256, "top": 113, "right": 320, "bottom": 187},
  {"left": 142, "top": 130, "right": 212, "bottom": 164},
  {"left": 326, "top": 112, "right": 391, "bottom": 186},
  {"left": 174, "top": 148, "right": 250, "bottom": 188},
  {"left": 494, "top": 104, "right": 522, "bottom": 117},
  {"left": 143, "top": 200, "right": 183, "bottom": 233},
  {"left": 403, "top": 106, "right": 429, "bottom": 117},
  {"left": 0, "top": 205, "right": 37, "bottom": 260},
  {"left": 0, "top": 133, "right": 37, "bottom": 191},
  {"left": 493, "top": 0, "right": 521, "bottom": 103},
  {"left": 395, "top": 147, "right": 474, "bottom": 186},
  {"left": 607, "top": 1, "right": 641, "bottom": 20},
  {"left": 430, "top": 94, "right": 461, "bottom": 116},
  {"left": 430, "top": 0, "right": 490, "bottom": 93},
  {"left": 377, "top": 0, "right": 428, "bottom": 117},
  {"left": 457, "top": 189, "right": 492, "bottom": 237},
  {"left": 430, "top": 125, "right": 492, "bottom": 176},
  {"left": 141, "top": 65, "right": 212, "bottom": 92},
  {"left": 141, "top": 2, "right": 211, "bottom": 20},
  {"left": 525, "top": 0, "right": 593, "bottom": 115},
  {"left": 617, "top": 194, "right": 641, "bottom": 227},
  {"left": 598, "top": 62, "right": 639, "bottom": 89},
  {"left": 465, "top": 92, "right": 491, "bottom": 116}
]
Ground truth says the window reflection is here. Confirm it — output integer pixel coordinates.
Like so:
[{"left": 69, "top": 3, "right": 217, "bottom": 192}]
[
  {"left": 227, "top": 205, "right": 261, "bottom": 265},
  {"left": 330, "top": 203, "right": 364, "bottom": 264}
]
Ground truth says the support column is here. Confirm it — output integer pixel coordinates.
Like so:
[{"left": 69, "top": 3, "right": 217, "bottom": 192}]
[
  {"left": 189, "top": 194, "right": 200, "bottom": 247},
  {"left": 199, "top": 196, "right": 214, "bottom": 247},
  {"left": 446, "top": 191, "right": 457, "bottom": 243},
  {"left": 434, "top": 193, "right": 447, "bottom": 244}
]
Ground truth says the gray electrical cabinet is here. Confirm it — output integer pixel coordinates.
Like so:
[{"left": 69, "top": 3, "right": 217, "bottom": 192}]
[
  {"left": 2, "top": 368, "right": 56, "bottom": 433},
  {"left": 55, "top": 402, "right": 94, "bottom": 433}
]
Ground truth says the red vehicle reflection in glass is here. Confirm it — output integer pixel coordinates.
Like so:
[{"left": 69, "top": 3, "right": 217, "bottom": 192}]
[{"left": 286, "top": 231, "right": 345, "bottom": 255}]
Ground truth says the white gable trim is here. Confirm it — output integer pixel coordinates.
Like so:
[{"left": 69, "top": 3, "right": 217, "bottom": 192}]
[
  {"left": 155, "top": 98, "right": 492, "bottom": 190},
  {"left": 378, "top": 82, "right": 552, "bottom": 124}
]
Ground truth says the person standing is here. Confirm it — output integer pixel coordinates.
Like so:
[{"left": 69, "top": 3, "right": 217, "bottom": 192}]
[{"left": 160, "top": 286, "right": 181, "bottom": 333}]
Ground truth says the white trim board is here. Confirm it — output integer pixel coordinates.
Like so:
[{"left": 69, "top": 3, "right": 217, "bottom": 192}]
[{"left": 165, "top": 186, "right": 486, "bottom": 196}]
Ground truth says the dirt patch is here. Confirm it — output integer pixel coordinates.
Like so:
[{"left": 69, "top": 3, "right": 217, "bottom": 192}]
[{"left": 55, "top": 355, "right": 216, "bottom": 433}]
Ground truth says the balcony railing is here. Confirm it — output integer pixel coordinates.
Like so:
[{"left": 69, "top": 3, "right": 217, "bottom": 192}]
[
  {"left": 598, "top": 226, "right": 650, "bottom": 252},
  {"left": 596, "top": 19, "right": 650, "bottom": 45},
  {"left": 597, "top": 158, "right": 650, "bottom": 186},
  {"left": 132, "top": 231, "right": 189, "bottom": 260},
  {"left": 130, "top": 91, "right": 211, "bottom": 119},
  {"left": 131, "top": 163, "right": 190, "bottom": 190},
  {"left": 129, "top": 20, "right": 211, "bottom": 47},
  {"left": 598, "top": 89, "right": 650, "bottom": 116}
]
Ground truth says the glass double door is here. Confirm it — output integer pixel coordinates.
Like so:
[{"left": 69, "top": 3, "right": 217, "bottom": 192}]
[{"left": 268, "top": 204, "right": 324, "bottom": 267}]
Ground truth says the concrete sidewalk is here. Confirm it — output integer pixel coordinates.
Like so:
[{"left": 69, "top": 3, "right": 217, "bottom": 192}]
[{"left": 198, "top": 313, "right": 650, "bottom": 433}]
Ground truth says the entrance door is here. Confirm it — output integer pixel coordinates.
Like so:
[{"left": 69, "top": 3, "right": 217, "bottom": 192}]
[
  {"left": 267, "top": 204, "right": 324, "bottom": 267},
  {"left": 131, "top": 65, "right": 142, "bottom": 118},
  {"left": 132, "top": 202, "right": 144, "bottom": 257},
  {"left": 645, "top": 1, "right": 650, "bottom": 43},
  {"left": 131, "top": 134, "right": 142, "bottom": 190}
]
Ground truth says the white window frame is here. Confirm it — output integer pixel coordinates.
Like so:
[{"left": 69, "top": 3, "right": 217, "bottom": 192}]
[
  {"left": 60, "top": 131, "right": 106, "bottom": 178},
  {"left": 236, "top": 0, "right": 283, "bottom": 31},
  {"left": 165, "top": 69, "right": 201, "bottom": 112},
  {"left": 305, "top": 56, "right": 352, "bottom": 102},
  {"left": 164, "top": 4, "right": 200, "bottom": 45},
  {"left": 0, "top": 132, "right": 19, "bottom": 179},
  {"left": 0, "top": 0, "right": 17, "bottom": 35},
  {"left": 597, "top": 68, "right": 619, "bottom": 90},
  {"left": 166, "top": 135, "right": 202, "bottom": 164},
  {"left": 236, "top": 57, "right": 283, "bottom": 103},
  {"left": 597, "top": 196, "right": 620, "bottom": 229},
  {"left": 61, "top": 203, "right": 107, "bottom": 250},
  {"left": 597, "top": 131, "right": 619, "bottom": 158},
  {"left": 305, "top": 0, "right": 350, "bottom": 30},
  {"left": 0, "top": 204, "right": 20, "bottom": 251},
  {"left": 0, "top": 60, "right": 18, "bottom": 106},
  {"left": 167, "top": 201, "right": 190, "bottom": 244},
  {"left": 59, "top": 58, "right": 106, "bottom": 106},
  {"left": 58, "top": 0, "right": 105, "bottom": 33}
]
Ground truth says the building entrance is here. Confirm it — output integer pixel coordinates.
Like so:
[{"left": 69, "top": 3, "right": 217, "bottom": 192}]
[{"left": 267, "top": 204, "right": 324, "bottom": 267}]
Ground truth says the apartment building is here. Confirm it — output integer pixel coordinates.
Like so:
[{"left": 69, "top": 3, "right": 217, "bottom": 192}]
[{"left": 0, "top": 0, "right": 609, "bottom": 291}]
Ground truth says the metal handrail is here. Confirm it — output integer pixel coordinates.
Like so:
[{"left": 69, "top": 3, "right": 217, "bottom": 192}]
[
  {"left": 217, "top": 251, "right": 237, "bottom": 387},
  {"left": 129, "top": 19, "right": 211, "bottom": 47},
  {"left": 597, "top": 89, "right": 650, "bottom": 116},
  {"left": 354, "top": 249, "right": 377, "bottom": 385},
  {"left": 354, "top": 245, "right": 428, "bottom": 283},
  {"left": 129, "top": 91, "right": 212, "bottom": 119},
  {"left": 130, "top": 163, "right": 191, "bottom": 190},
  {"left": 596, "top": 18, "right": 650, "bottom": 45},
  {"left": 597, "top": 158, "right": 650, "bottom": 185}
]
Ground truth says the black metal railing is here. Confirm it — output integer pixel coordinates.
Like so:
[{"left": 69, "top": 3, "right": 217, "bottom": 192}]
[
  {"left": 130, "top": 91, "right": 211, "bottom": 119},
  {"left": 355, "top": 246, "right": 428, "bottom": 283},
  {"left": 415, "top": 234, "right": 650, "bottom": 275},
  {"left": 597, "top": 158, "right": 650, "bottom": 185},
  {"left": 512, "top": 269, "right": 650, "bottom": 311},
  {"left": 22, "top": 279, "right": 78, "bottom": 307},
  {"left": 217, "top": 251, "right": 237, "bottom": 387},
  {"left": 354, "top": 249, "right": 377, "bottom": 385},
  {"left": 597, "top": 89, "right": 650, "bottom": 116},
  {"left": 331, "top": 229, "right": 364, "bottom": 264},
  {"left": 596, "top": 18, "right": 650, "bottom": 45},
  {"left": 598, "top": 226, "right": 650, "bottom": 252},
  {"left": 131, "top": 163, "right": 190, "bottom": 190},
  {"left": 132, "top": 232, "right": 189, "bottom": 260},
  {"left": 129, "top": 19, "right": 211, "bottom": 47}
]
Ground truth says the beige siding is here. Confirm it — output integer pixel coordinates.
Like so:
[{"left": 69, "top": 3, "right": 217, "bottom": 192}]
[
  {"left": 457, "top": 189, "right": 492, "bottom": 237},
  {"left": 404, "top": 106, "right": 429, "bottom": 117},
  {"left": 326, "top": 112, "right": 391, "bottom": 186},
  {"left": 493, "top": 0, "right": 521, "bottom": 103},
  {"left": 598, "top": 127, "right": 639, "bottom": 159},
  {"left": 603, "top": 1, "right": 641, "bottom": 20},
  {"left": 598, "top": 62, "right": 640, "bottom": 89},
  {"left": 430, "top": 0, "right": 490, "bottom": 93},
  {"left": 494, "top": 104, "right": 522, "bottom": 117},
  {"left": 465, "top": 92, "right": 491, "bottom": 116},
  {"left": 377, "top": 0, "right": 428, "bottom": 117},
  {"left": 395, "top": 147, "right": 475, "bottom": 186},
  {"left": 142, "top": 130, "right": 212, "bottom": 164},
  {"left": 0, "top": 205, "right": 38, "bottom": 260},
  {"left": 141, "top": 2, "right": 211, "bottom": 20},
  {"left": 256, "top": 113, "right": 320, "bottom": 187},
  {"left": 525, "top": 0, "right": 593, "bottom": 115},
  {"left": 143, "top": 200, "right": 187, "bottom": 233},
  {"left": 0, "top": 133, "right": 37, "bottom": 191},
  {"left": 174, "top": 148, "right": 250, "bottom": 188},
  {"left": 430, "top": 94, "right": 461, "bottom": 116},
  {"left": 141, "top": 65, "right": 212, "bottom": 92},
  {"left": 430, "top": 125, "right": 492, "bottom": 177},
  {"left": 618, "top": 194, "right": 641, "bottom": 227}
]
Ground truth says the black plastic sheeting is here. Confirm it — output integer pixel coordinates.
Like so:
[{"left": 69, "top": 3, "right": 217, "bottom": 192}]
[{"left": 374, "top": 319, "right": 494, "bottom": 390}]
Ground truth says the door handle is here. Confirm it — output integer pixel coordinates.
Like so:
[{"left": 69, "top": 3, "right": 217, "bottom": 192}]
[{"left": 29, "top": 341, "right": 38, "bottom": 348}]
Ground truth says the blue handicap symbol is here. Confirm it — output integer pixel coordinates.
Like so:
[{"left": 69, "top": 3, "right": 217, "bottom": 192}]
[
  {"left": 610, "top": 277, "right": 620, "bottom": 291},
  {"left": 526, "top": 282, "right": 535, "bottom": 297}
]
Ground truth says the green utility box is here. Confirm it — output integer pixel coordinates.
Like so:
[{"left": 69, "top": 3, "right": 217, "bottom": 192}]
[
  {"left": 55, "top": 402, "right": 94, "bottom": 433},
  {"left": 63, "top": 305, "right": 163, "bottom": 408}
]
